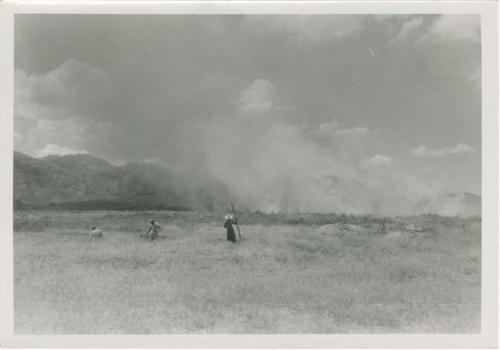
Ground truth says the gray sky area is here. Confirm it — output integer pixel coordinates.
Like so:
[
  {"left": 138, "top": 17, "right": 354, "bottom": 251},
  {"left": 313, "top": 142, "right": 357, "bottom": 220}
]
[{"left": 14, "top": 14, "right": 481, "bottom": 214}]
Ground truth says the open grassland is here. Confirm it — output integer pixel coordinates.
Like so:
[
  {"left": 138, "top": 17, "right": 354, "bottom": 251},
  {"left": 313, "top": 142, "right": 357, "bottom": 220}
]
[{"left": 14, "top": 210, "right": 481, "bottom": 334}]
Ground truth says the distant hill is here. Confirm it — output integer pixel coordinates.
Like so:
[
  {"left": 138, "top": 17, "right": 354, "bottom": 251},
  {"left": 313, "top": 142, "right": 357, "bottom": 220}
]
[
  {"left": 13, "top": 151, "right": 481, "bottom": 216},
  {"left": 14, "top": 151, "right": 230, "bottom": 211}
]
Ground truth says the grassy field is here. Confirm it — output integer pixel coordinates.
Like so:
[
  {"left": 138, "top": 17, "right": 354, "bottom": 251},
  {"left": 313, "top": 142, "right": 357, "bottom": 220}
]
[{"left": 14, "top": 210, "right": 481, "bottom": 334}]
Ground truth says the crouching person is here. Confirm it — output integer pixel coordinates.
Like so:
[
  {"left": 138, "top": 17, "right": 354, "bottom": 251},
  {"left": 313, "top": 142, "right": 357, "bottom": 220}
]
[
  {"left": 146, "top": 219, "right": 161, "bottom": 241},
  {"left": 89, "top": 226, "right": 103, "bottom": 242},
  {"left": 224, "top": 215, "right": 237, "bottom": 243}
]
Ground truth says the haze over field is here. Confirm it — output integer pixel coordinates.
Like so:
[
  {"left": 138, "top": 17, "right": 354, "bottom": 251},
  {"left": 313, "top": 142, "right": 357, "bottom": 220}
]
[{"left": 14, "top": 15, "right": 481, "bottom": 215}]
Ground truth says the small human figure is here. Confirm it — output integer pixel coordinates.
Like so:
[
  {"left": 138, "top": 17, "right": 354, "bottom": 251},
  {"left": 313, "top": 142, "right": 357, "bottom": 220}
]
[
  {"left": 223, "top": 215, "right": 237, "bottom": 243},
  {"left": 89, "top": 226, "right": 103, "bottom": 242},
  {"left": 146, "top": 220, "right": 161, "bottom": 241}
]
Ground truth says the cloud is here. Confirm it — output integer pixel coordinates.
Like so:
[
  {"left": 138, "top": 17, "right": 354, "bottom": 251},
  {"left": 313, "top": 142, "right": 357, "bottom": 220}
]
[
  {"left": 363, "top": 154, "right": 393, "bottom": 168},
  {"left": 14, "top": 59, "right": 128, "bottom": 161},
  {"left": 312, "top": 120, "right": 372, "bottom": 163},
  {"left": 36, "top": 144, "right": 89, "bottom": 158},
  {"left": 246, "top": 15, "right": 363, "bottom": 45},
  {"left": 15, "top": 59, "right": 113, "bottom": 122},
  {"left": 315, "top": 120, "right": 341, "bottom": 135},
  {"left": 411, "top": 143, "right": 475, "bottom": 157},
  {"left": 15, "top": 114, "right": 124, "bottom": 163},
  {"left": 424, "top": 15, "right": 480, "bottom": 43},
  {"left": 37, "top": 118, "right": 88, "bottom": 138},
  {"left": 410, "top": 15, "right": 481, "bottom": 93},
  {"left": 334, "top": 127, "right": 370, "bottom": 137},
  {"left": 237, "top": 79, "right": 276, "bottom": 114},
  {"left": 315, "top": 120, "right": 370, "bottom": 139},
  {"left": 387, "top": 15, "right": 479, "bottom": 45},
  {"left": 391, "top": 16, "right": 424, "bottom": 42}
]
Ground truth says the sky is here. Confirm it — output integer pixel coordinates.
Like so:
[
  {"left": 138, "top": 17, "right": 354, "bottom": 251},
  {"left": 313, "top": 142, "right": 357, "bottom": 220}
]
[{"left": 14, "top": 14, "right": 481, "bottom": 214}]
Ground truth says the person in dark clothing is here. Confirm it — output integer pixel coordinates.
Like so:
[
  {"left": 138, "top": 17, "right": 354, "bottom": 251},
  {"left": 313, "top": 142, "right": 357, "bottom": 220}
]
[{"left": 224, "top": 215, "right": 237, "bottom": 243}]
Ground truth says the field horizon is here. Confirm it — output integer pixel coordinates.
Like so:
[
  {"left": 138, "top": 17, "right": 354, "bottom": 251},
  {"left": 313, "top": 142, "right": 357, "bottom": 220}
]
[{"left": 14, "top": 210, "right": 481, "bottom": 334}]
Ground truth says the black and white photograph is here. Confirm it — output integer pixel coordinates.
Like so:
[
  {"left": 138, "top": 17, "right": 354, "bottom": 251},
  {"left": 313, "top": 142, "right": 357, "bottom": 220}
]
[{"left": 0, "top": 0, "right": 498, "bottom": 347}]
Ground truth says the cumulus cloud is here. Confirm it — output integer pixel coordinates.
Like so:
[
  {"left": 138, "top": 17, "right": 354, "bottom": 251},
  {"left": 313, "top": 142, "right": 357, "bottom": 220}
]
[
  {"left": 313, "top": 120, "right": 371, "bottom": 161},
  {"left": 382, "top": 15, "right": 480, "bottom": 93},
  {"left": 315, "top": 120, "right": 341, "bottom": 135},
  {"left": 237, "top": 79, "right": 276, "bottom": 114},
  {"left": 36, "top": 144, "right": 89, "bottom": 157},
  {"left": 315, "top": 120, "right": 370, "bottom": 139},
  {"left": 386, "top": 15, "right": 479, "bottom": 45},
  {"left": 15, "top": 59, "right": 113, "bottom": 122},
  {"left": 335, "top": 127, "right": 370, "bottom": 137},
  {"left": 411, "top": 143, "right": 475, "bottom": 157},
  {"left": 363, "top": 154, "right": 393, "bottom": 168},
  {"left": 15, "top": 115, "right": 123, "bottom": 163},
  {"left": 14, "top": 59, "right": 126, "bottom": 161},
  {"left": 423, "top": 15, "right": 480, "bottom": 43}
]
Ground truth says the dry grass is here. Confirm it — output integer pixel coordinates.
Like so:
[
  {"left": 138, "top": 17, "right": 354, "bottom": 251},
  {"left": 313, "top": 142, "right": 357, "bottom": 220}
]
[{"left": 14, "top": 210, "right": 480, "bottom": 334}]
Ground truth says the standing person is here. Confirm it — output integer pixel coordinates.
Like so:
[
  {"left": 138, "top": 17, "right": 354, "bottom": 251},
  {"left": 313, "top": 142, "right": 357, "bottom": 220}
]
[
  {"left": 223, "top": 215, "right": 237, "bottom": 243},
  {"left": 146, "top": 220, "right": 161, "bottom": 241},
  {"left": 89, "top": 226, "right": 103, "bottom": 242}
]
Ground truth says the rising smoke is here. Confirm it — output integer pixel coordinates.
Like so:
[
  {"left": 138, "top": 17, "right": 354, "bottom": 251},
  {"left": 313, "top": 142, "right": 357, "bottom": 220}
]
[{"left": 171, "top": 79, "right": 467, "bottom": 216}]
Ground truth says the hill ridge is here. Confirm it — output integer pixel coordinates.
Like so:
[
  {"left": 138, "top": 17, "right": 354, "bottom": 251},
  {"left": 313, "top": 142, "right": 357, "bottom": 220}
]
[{"left": 13, "top": 151, "right": 231, "bottom": 211}]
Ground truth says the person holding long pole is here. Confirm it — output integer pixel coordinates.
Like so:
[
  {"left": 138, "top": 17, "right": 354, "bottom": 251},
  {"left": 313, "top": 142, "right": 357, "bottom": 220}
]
[
  {"left": 223, "top": 214, "right": 238, "bottom": 243},
  {"left": 231, "top": 202, "right": 242, "bottom": 240}
]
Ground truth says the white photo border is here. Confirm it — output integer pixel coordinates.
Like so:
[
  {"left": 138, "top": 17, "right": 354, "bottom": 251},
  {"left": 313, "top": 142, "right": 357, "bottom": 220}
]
[{"left": 0, "top": 1, "right": 497, "bottom": 348}]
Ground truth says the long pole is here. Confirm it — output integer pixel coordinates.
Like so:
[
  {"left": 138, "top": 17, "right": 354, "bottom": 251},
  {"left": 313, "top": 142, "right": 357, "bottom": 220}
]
[{"left": 231, "top": 202, "right": 242, "bottom": 240}]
